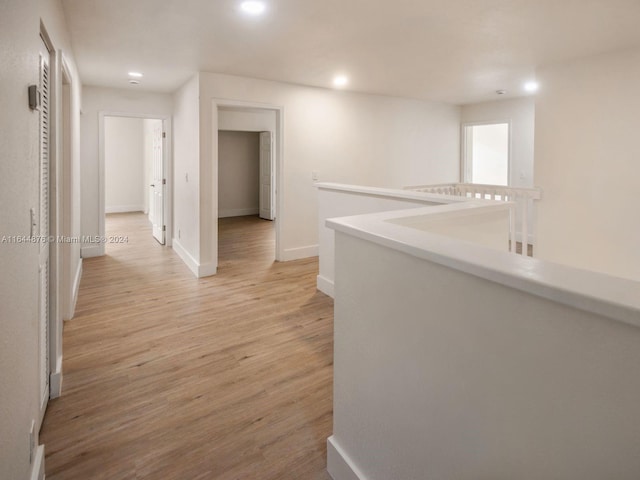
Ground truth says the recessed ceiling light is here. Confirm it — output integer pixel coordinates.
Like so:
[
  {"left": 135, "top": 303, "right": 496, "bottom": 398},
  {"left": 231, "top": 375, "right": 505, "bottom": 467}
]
[
  {"left": 524, "top": 81, "right": 539, "bottom": 93},
  {"left": 129, "top": 79, "right": 140, "bottom": 85},
  {"left": 240, "top": 1, "right": 266, "bottom": 15},
  {"left": 128, "top": 72, "right": 144, "bottom": 78},
  {"left": 496, "top": 89, "right": 507, "bottom": 95},
  {"left": 333, "top": 75, "right": 349, "bottom": 88}
]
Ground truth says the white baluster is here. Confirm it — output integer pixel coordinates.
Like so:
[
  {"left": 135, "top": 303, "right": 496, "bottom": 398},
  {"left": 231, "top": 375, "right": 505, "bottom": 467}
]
[
  {"left": 520, "top": 194, "right": 529, "bottom": 256},
  {"left": 510, "top": 202, "right": 517, "bottom": 253}
]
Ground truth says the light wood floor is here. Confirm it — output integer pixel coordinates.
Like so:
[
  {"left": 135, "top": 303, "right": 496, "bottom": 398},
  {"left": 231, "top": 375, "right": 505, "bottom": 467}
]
[{"left": 40, "top": 213, "right": 334, "bottom": 480}]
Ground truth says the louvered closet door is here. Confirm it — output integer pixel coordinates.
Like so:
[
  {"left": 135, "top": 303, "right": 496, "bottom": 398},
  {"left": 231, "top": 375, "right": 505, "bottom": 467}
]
[{"left": 38, "top": 37, "right": 51, "bottom": 424}]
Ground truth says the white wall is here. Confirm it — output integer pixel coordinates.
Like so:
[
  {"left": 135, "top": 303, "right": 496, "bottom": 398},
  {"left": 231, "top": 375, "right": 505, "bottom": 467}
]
[
  {"left": 104, "top": 116, "right": 145, "bottom": 213},
  {"left": 0, "top": 4, "right": 41, "bottom": 478},
  {"left": 186, "top": 72, "right": 460, "bottom": 273},
  {"left": 461, "top": 96, "right": 535, "bottom": 188},
  {"left": 534, "top": 48, "right": 640, "bottom": 281},
  {"left": 218, "top": 108, "right": 276, "bottom": 132},
  {"left": 0, "top": 0, "right": 82, "bottom": 478},
  {"left": 80, "top": 86, "right": 173, "bottom": 255},
  {"left": 172, "top": 75, "right": 203, "bottom": 275},
  {"left": 330, "top": 230, "right": 640, "bottom": 480},
  {"left": 218, "top": 131, "right": 260, "bottom": 218}
]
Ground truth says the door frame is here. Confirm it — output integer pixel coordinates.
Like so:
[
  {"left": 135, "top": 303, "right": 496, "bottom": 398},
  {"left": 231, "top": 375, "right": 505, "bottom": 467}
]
[
  {"left": 212, "top": 99, "right": 284, "bottom": 266},
  {"left": 49, "top": 54, "right": 73, "bottom": 401},
  {"left": 39, "top": 22, "right": 79, "bottom": 403},
  {"left": 60, "top": 56, "right": 75, "bottom": 322},
  {"left": 258, "top": 130, "right": 276, "bottom": 221},
  {"left": 98, "top": 112, "right": 173, "bottom": 253},
  {"left": 38, "top": 30, "right": 52, "bottom": 423},
  {"left": 148, "top": 119, "right": 166, "bottom": 244}
]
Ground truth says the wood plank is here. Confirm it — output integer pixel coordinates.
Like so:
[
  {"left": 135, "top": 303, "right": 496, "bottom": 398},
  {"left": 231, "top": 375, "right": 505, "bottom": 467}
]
[{"left": 40, "top": 213, "right": 334, "bottom": 480}]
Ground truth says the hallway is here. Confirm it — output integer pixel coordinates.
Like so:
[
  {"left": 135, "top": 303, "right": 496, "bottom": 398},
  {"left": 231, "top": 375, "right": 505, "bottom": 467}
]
[{"left": 40, "top": 213, "right": 334, "bottom": 480}]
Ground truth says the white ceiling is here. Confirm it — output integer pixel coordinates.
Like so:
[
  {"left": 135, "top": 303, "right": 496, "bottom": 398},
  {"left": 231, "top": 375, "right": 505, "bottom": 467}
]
[{"left": 61, "top": 0, "right": 640, "bottom": 104}]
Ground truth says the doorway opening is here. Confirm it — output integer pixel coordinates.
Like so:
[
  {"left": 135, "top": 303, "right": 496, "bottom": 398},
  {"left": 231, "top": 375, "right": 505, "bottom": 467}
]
[
  {"left": 99, "top": 113, "right": 171, "bottom": 254},
  {"left": 216, "top": 105, "right": 279, "bottom": 267},
  {"left": 462, "top": 121, "right": 511, "bottom": 186}
]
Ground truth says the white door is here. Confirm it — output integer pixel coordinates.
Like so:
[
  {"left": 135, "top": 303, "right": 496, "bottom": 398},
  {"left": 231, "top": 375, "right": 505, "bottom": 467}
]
[
  {"left": 150, "top": 121, "right": 165, "bottom": 244},
  {"left": 259, "top": 131, "right": 275, "bottom": 220},
  {"left": 38, "top": 37, "right": 51, "bottom": 425}
]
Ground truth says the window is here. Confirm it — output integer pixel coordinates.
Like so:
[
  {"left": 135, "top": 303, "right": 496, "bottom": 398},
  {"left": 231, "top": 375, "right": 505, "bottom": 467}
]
[{"left": 462, "top": 122, "right": 510, "bottom": 186}]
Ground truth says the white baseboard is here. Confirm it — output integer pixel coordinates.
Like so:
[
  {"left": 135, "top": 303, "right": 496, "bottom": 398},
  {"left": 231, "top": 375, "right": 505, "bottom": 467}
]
[
  {"left": 172, "top": 239, "right": 217, "bottom": 278},
  {"left": 282, "top": 244, "right": 318, "bottom": 261},
  {"left": 50, "top": 362, "right": 62, "bottom": 399},
  {"left": 317, "top": 274, "right": 335, "bottom": 298},
  {"left": 29, "top": 445, "right": 45, "bottom": 480},
  {"left": 218, "top": 207, "right": 259, "bottom": 218},
  {"left": 81, "top": 245, "right": 103, "bottom": 258},
  {"left": 327, "top": 436, "right": 367, "bottom": 480},
  {"left": 172, "top": 238, "right": 199, "bottom": 277},
  {"left": 198, "top": 262, "right": 217, "bottom": 278},
  {"left": 105, "top": 205, "right": 144, "bottom": 214}
]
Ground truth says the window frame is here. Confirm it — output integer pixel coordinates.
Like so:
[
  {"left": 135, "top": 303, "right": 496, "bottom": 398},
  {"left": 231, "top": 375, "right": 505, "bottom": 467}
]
[{"left": 461, "top": 120, "right": 512, "bottom": 186}]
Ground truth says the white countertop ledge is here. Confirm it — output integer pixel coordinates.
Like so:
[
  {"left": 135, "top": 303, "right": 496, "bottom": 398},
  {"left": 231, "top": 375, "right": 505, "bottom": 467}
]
[
  {"left": 327, "top": 206, "right": 640, "bottom": 329},
  {"left": 315, "top": 182, "right": 467, "bottom": 204}
]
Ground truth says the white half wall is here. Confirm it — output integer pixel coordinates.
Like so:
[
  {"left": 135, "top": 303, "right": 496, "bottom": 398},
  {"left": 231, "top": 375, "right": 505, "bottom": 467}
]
[
  {"left": 534, "top": 48, "right": 640, "bottom": 281},
  {"left": 194, "top": 72, "right": 461, "bottom": 271},
  {"left": 104, "top": 116, "right": 145, "bottom": 213},
  {"left": 218, "top": 131, "right": 260, "bottom": 218},
  {"left": 330, "top": 225, "right": 640, "bottom": 480},
  {"left": 316, "top": 183, "right": 464, "bottom": 297}
]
